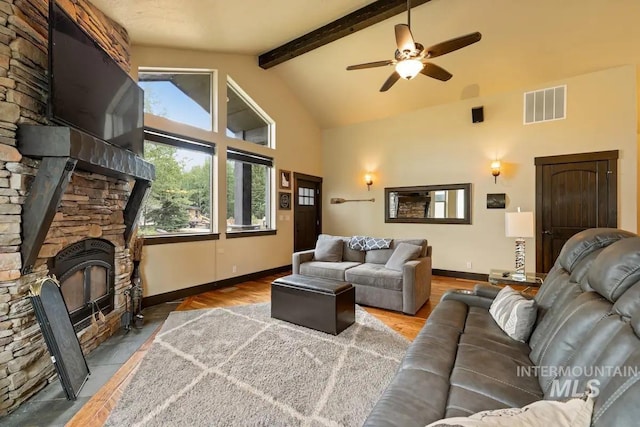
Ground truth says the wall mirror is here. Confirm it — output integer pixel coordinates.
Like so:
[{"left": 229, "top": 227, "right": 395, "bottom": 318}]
[{"left": 385, "top": 183, "right": 472, "bottom": 224}]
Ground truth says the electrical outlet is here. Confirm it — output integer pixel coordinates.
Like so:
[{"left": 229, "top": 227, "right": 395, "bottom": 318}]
[
  {"left": 466, "top": 261, "right": 472, "bottom": 269},
  {"left": 232, "top": 265, "right": 237, "bottom": 273}
]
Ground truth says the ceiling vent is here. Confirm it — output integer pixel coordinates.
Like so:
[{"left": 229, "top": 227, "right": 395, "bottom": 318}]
[{"left": 524, "top": 85, "right": 566, "bottom": 124}]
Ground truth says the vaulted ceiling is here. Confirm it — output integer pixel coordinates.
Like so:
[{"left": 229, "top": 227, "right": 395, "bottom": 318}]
[{"left": 93, "top": 0, "right": 640, "bottom": 129}]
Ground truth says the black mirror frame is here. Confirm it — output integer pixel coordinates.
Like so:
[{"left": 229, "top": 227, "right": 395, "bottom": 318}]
[{"left": 384, "top": 183, "right": 472, "bottom": 224}]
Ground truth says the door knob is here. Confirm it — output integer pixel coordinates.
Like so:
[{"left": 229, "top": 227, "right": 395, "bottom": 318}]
[{"left": 542, "top": 230, "right": 553, "bottom": 235}]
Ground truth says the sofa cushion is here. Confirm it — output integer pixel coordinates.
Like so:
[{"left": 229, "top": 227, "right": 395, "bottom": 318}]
[
  {"left": 489, "top": 286, "right": 537, "bottom": 342},
  {"left": 349, "top": 235, "right": 367, "bottom": 251},
  {"left": 384, "top": 243, "right": 421, "bottom": 271},
  {"left": 364, "top": 369, "right": 450, "bottom": 426},
  {"left": 429, "top": 397, "right": 593, "bottom": 427},
  {"left": 364, "top": 236, "right": 393, "bottom": 250},
  {"left": 299, "top": 261, "right": 360, "bottom": 281},
  {"left": 587, "top": 237, "right": 640, "bottom": 303},
  {"left": 319, "top": 234, "right": 365, "bottom": 263},
  {"left": 365, "top": 247, "right": 395, "bottom": 264},
  {"left": 343, "top": 240, "right": 366, "bottom": 263},
  {"left": 313, "top": 238, "right": 343, "bottom": 262},
  {"left": 365, "top": 238, "right": 428, "bottom": 264},
  {"left": 345, "top": 263, "right": 403, "bottom": 291},
  {"left": 556, "top": 228, "right": 635, "bottom": 273}
]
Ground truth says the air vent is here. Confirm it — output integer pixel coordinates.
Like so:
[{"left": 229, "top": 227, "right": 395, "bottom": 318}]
[{"left": 524, "top": 85, "right": 566, "bottom": 124}]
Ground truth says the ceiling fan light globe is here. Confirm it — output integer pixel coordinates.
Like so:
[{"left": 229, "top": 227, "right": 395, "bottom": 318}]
[{"left": 395, "top": 59, "right": 424, "bottom": 80}]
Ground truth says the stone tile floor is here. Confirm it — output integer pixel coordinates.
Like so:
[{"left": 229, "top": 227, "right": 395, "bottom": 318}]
[{"left": 2, "top": 302, "right": 179, "bottom": 427}]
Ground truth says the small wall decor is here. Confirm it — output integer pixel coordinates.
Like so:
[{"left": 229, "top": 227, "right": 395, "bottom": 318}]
[
  {"left": 278, "top": 192, "right": 291, "bottom": 210},
  {"left": 487, "top": 193, "right": 506, "bottom": 209},
  {"left": 279, "top": 170, "right": 291, "bottom": 189},
  {"left": 330, "top": 198, "right": 375, "bottom": 204}
]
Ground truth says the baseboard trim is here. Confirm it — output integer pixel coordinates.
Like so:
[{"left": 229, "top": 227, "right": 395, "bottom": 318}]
[
  {"left": 142, "top": 265, "right": 291, "bottom": 308},
  {"left": 433, "top": 269, "right": 489, "bottom": 282}
]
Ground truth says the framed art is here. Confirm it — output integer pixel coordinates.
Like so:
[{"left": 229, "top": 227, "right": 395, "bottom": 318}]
[
  {"left": 278, "top": 192, "right": 291, "bottom": 210},
  {"left": 279, "top": 169, "right": 291, "bottom": 189},
  {"left": 487, "top": 193, "right": 506, "bottom": 209}
]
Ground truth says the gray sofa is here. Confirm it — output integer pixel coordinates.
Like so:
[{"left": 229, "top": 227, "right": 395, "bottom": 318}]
[
  {"left": 365, "top": 228, "right": 640, "bottom": 426},
  {"left": 292, "top": 234, "right": 432, "bottom": 315}
]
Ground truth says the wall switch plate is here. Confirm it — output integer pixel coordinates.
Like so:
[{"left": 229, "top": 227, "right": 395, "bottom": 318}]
[
  {"left": 466, "top": 261, "right": 472, "bottom": 269},
  {"left": 232, "top": 265, "right": 237, "bottom": 273}
]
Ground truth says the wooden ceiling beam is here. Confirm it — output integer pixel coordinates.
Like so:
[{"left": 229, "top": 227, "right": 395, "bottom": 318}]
[{"left": 258, "top": 0, "right": 432, "bottom": 69}]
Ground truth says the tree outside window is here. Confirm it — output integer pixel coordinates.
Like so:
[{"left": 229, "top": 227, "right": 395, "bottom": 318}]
[{"left": 140, "top": 135, "right": 213, "bottom": 235}]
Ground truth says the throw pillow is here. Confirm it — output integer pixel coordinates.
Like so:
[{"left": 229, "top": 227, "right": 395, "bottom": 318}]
[
  {"left": 364, "top": 236, "right": 392, "bottom": 250},
  {"left": 425, "top": 396, "right": 593, "bottom": 427},
  {"left": 313, "top": 238, "right": 343, "bottom": 262},
  {"left": 384, "top": 243, "right": 422, "bottom": 271},
  {"left": 349, "top": 236, "right": 368, "bottom": 251},
  {"left": 489, "top": 286, "right": 537, "bottom": 342}
]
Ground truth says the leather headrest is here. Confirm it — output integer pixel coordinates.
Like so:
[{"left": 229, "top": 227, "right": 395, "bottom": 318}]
[
  {"left": 613, "top": 283, "right": 640, "bottom": 319},
  {"left": 568, "top": 249, "right": 603, "bottom": 291},
  {"left": 557, "top": 228, "right": 635, "bottom": 272},
  {"left": 588, "top": 237, "right": 640, "bottom": 303}
]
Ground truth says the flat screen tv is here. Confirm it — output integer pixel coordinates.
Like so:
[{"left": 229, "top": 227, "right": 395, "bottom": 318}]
[{"left": 48, "top": 2, "right": 143, "bottom": 156}]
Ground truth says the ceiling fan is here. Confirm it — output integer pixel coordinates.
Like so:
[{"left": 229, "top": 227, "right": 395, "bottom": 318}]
[{"left": 346, "top": 0, "right": 482, "bottom": 92}]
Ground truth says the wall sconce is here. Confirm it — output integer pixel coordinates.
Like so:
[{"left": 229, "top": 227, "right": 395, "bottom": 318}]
[
  {"left": 364, "top": 174, "right": 373, "bottom": 191},
  {"left": 491, "top": 160, "right": 501, "bottom": 183}
]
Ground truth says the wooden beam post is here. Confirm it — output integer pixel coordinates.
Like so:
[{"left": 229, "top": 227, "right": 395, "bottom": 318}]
[
  {"left": 21, "top": 157, "right": 77, "bottom": 274},
  {"left": 258, "top": 0, "right": 432, "bottom": 69}
]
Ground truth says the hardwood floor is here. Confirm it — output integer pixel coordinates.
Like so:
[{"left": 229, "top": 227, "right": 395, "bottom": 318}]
[{"left": 67, "top": 273, "right": 480, "bottom": 426}]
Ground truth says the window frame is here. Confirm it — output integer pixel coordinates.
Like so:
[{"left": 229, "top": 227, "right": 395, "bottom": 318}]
[
  {"left": 225, "top": 147, "right": 276, "bottom": 237},
  {"left": 140, "top": 128, "right": 219, "bottom": 245},
  {"left": 138, "top": 68, "right": 217, "bottom": 133},
  {"left": 226, "top": 77, "right": 275, "bottom": 148}
]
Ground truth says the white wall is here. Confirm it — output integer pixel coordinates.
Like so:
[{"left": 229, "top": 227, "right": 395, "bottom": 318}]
[
  {"left": 131, "top": 46, "right": 323, "bottom": 297},
  {"left": 322, "top": 65, "right": 638, "bottom": 274}
]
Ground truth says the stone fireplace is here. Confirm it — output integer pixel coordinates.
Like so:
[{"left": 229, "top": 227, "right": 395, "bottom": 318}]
[{"left": 0, "top": 0, "right": 152, "bottom": 417}]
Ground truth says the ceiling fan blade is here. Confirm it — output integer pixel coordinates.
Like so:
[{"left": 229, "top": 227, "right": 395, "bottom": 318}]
[
  {"left": 395, "top": 24, "right": 416, "bottom": 52},
  {"left": 420, "top": 63, "right": 452, "bottom": 81},
  {"left": 346, "top": 60, "right": 394, "bottom": 71},
  {"left": 425, "top": 32, "right": 482, "bottom": 58},
  {"left": 380, "top": 72, "right": 400, "bottom": 92}
]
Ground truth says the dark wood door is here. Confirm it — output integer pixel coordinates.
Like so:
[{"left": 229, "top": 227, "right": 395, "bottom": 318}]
[
  {"left": 294, "top": 173, "right": 322, "bottom": 252},
  {"left": 535, "top": 150, "right": 618, "bottom": 273}
]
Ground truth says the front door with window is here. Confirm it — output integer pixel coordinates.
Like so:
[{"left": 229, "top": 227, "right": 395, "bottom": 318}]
[
  {"left": 535, "top": 150, "right": 618, "bottom": 273},
  {"left": 294, "top": 174, "right": 322, "bottom": 252}
]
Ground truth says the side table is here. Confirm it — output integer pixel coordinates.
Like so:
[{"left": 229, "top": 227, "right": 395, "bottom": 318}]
[{"left": 488, "top": 269, "right": 545, "bottom": 293}]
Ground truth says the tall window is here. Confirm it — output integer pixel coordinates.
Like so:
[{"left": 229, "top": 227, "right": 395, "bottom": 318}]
[
  {"left": 140, "top": 130, "right": 214, "bottom": 236},
  {"left": 139, "top": 71, "right": 213, "bottom": 131},
  {"left": 226, "top": 78, "right": 273, "bottom": 147},
  {"left": 226, "top": 149, "right": 272, "bottom": 233}
]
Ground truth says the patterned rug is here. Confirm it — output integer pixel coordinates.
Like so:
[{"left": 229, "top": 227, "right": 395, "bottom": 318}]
[{"left": 105, "top": 303, "right": 409, "bottom": 427}]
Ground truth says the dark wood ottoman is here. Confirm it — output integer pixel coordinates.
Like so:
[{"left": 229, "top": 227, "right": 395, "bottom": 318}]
[{"left": 271, "top": 274, "right": 355, "bottom": 335}]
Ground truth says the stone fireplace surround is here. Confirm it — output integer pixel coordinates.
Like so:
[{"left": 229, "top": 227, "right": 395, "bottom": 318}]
[{"left": 0, "top": 0, "right": 150, "bottom": 416}]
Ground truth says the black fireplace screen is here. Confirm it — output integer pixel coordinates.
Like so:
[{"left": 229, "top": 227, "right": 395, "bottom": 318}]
[
  {"left": 52, "top": 239, "right": 115, "bottom": 331},
  {"left": 29, "top": 277, "right": 90, "bottom": 400}
]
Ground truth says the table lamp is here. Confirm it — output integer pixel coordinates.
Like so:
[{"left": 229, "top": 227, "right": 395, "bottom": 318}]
[{"left": 505, "top": 208, "right": 534, "bottom": 280}]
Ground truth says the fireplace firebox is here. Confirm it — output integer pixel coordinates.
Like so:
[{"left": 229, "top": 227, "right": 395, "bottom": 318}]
[{"left": 52, "top": 239, "right": 116, "bottom": 331}]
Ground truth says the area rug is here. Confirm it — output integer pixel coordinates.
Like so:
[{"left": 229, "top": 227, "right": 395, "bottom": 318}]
[{"left": 105, "top": 303, "right": 409, "bottom": 427}]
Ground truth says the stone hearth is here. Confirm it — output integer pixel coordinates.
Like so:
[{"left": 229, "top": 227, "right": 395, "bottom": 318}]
[{"left": 0, "top": 0, "right": 138, "bottom": 416}]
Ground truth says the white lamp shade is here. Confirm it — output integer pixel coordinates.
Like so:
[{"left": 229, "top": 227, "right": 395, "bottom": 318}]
[{"left": 505, "top": 211, "right": 534, "bottom": 238}]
